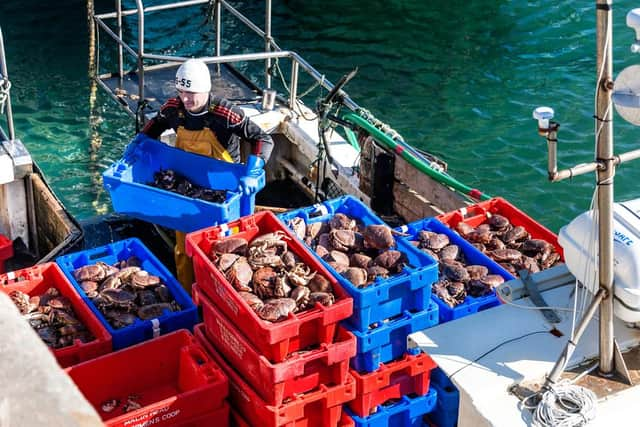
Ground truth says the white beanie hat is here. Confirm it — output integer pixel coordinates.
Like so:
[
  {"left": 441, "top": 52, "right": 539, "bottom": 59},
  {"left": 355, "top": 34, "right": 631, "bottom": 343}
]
[{"left": 175, "top": 59, "right": 212, "bottom": 93}]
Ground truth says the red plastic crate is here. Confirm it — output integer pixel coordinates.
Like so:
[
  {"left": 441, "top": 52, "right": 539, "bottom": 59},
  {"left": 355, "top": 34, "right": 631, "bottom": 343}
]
[
  {"left": 436, "top": 197, "right": 564, "bottom": 259},
  {"left": 195, "top": 323, "right": 355, "bottom": 427},
  {"left": 66, "top": 330, "right": 228, "bottom": 427},
  {"left": 185, "top": 210, "right": 353, "bottom": 363},
  {"left": 0, "top": 233, "right": 13, "bottom": 273},
  {"left": 0, "top": 262, "right": 112, "bottom": 368},
  {"left": 174, "top": 403, "right": 230, "bottom": 427},
  {"left": 195, "top": 285, "right": 356, "bottom": 405},
  {"left": 347, "top": 352, "right": 436, "bottom": 417}
]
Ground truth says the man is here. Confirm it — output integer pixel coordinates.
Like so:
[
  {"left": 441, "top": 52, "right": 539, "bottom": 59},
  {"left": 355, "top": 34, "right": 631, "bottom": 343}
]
[{"left": 142, "top": 58, "right": 274, "bottom": 291}]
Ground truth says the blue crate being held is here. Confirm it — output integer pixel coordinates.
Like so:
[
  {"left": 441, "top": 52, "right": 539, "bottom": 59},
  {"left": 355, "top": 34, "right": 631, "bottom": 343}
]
[
  {"left": 278, "top": 196, "right": 438, "bottom": 332},
  {"left": 345, "top": 389, "right": 437, "bottom": 427},
  {"left": 56, "top": 238, "right": 199, "bottom": 350},
  {"left": 397, "top": 218, "right": 514, "bottom": 324},
  {"left": 102, "top": 134, "right": 265, "bottom": 232},
  {"left": 426, "top": 368, "right": 459, "bottom": 427},
  {"left": 350, "top": 303, "right": 439, "bottom": 373}
]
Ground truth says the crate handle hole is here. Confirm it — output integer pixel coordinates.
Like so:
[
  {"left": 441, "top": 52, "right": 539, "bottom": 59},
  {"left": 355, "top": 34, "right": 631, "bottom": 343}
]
[{"left": 88, "top": 250, "right": 110, "bottom": 260}]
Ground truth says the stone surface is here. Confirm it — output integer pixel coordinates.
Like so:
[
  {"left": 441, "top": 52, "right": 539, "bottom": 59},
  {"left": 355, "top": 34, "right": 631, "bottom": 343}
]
[{"left": 0, "top": 292, "right": 102, "bottom": 427}]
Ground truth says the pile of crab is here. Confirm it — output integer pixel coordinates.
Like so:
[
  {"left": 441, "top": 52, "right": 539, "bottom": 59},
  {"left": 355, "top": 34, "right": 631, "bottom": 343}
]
[
  {"left": 208, "top": 231, "right": 336, "bottom": 322},
  {"left": 72, "top": 257, "right": 181, "bottom": 329},
  {"left": 149, "top": 169, "right": 227, "bottom": 203},
  {"left": 9, "top": 287, "right": 95, "bottom": 349},
  {"left": 451, "top": 214, "right": 562, "bottom": 278},
  {"left": 287, "top": 213, "right": 409, "bottom": 288},
  {"left": 411, "top": 230, "right": 505, "bottom": 308}
]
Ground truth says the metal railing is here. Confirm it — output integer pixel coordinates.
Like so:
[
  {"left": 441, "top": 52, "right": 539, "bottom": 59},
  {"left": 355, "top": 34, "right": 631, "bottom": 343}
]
[
  {"left": 90, "top": 0, "right": 360, "bottom": 113},
  {"left": 0, "top": 27, "right": 15, "bottom": 141}
]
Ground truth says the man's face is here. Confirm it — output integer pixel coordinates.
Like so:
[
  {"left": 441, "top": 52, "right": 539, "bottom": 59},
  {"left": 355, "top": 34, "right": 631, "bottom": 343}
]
[{"left": 178, "top": 90, "right": 209, "bottom": 113}]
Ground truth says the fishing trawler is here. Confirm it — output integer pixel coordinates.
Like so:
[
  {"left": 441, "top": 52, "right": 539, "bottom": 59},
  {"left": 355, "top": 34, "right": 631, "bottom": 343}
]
[{"left": 2, "top": 0, "right": 640, "bottom": 425}]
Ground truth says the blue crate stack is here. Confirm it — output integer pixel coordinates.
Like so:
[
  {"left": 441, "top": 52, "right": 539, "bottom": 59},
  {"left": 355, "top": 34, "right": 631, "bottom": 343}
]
[{"left": 278, "top": 196, "right": 442, "bottom": 426}]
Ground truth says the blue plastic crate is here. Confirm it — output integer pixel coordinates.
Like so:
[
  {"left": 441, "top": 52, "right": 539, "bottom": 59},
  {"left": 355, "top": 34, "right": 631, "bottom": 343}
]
[
  {"left": 102, "top": 134, "right": 265, "bottom": 232},
  {"left": 56, "top": 238, "right": 199, "bottom": 350},
  {"left": 427, "top": 368, "right": 459, "bottom": 427},
  {"left": 397, "top": 218, "right": 514, "bottom": 324},
  {"left": 350, "top": 303, "right": 439, "bottom": 373},
  {"left": 278, "top": 196, "right": 438, "bottom": 332},
  {"left": 345, "top": 389, "right": 437, "bottom": 427}
]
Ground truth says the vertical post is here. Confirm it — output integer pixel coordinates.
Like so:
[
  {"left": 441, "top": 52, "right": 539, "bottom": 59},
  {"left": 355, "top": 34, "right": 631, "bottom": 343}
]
[
  {"left": 290, "top": 60, "right": 299, "bottom": 109},
  {"left": 135, "top": 0, "right": 145, "bottom": 103},
  {"left": 265, "top": 0, "right": 272, "bottom": 89},
  {"left": 116, "top": 0, "right": 124, "bottom": 82},
  {"left": 0, "top": 29, "right": 15, "bottom": 141},
  {"left": 215, "top": 0, "right": 222, "bottom": 74},
  {"left": 595, "top": 0, "right": 615, "bottom": 375}
]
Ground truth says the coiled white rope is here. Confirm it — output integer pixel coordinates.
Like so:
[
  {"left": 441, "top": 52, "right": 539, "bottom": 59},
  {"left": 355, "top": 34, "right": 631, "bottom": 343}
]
[
  {"left": 0, "top": 77, "right": 11, "bottom": 114},
  {"left": 532, "top": 381, "right": 598, "bottom": 427}
]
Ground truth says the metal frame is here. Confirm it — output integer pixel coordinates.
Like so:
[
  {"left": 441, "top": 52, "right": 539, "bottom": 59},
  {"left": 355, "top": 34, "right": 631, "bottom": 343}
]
[{"left": 89, "top": 0, "right": 360, "bottom": 115}]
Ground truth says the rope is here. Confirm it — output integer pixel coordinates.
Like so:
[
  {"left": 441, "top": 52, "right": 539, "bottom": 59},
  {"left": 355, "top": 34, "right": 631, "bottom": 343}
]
[
  {"left": 0, "top": 77, "right": 11, "bottom": 114},
  {"left": 530, "top": 381, "right": 598, "bottom": 427}
]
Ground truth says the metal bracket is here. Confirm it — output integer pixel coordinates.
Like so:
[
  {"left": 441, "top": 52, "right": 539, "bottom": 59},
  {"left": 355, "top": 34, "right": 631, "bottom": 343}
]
[{"left": 519, "top": 269, "right": 561, "bottom": 324}]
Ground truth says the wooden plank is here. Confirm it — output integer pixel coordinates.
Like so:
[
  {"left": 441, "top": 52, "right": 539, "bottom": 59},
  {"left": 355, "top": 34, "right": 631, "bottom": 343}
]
[
  {"left": 393, "top": 182, "right": 447, "bottom": 223},
  {"left": 31, "top": 174, "right": 76, "bottom": 255},
  {"left": 394, "top": 155, "right": 468, "bottom": 213}
]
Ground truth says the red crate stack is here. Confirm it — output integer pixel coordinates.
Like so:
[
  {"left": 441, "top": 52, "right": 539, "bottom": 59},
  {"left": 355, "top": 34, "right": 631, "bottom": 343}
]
[
  {"left": 185, "top": 210, "right": 357, "bottom": 425},
  {"left": 66, "top": 329, "right": 229, "bottom": 427},
  {"left": 347, "top": 352, "right": 437, "bottom": 417},
  {"left": 195, "top": 323, "right": 355, "bottom": 427}
]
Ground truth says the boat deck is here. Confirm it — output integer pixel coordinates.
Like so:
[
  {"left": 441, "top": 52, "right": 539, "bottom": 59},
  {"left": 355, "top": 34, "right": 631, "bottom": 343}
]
[{"left": 408, "top": 271, "right": 640, "bottom": 426}]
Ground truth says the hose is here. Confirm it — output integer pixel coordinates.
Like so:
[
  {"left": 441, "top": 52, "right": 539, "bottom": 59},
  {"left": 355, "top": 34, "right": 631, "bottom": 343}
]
[{"left": 341, "top": 112, "right": 491, "bottom": 201}]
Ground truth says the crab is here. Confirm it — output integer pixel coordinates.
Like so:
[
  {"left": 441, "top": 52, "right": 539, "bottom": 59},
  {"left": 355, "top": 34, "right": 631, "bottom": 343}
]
[
  {"left": 307, "top": 274, "right": 332, "bottom": 293},
  {"left": 100, "top": 288, "right": 137, "bottom": 311},
  {"left": 80, "top": 281, "right": 99, "bottom": 298},
  {"left": 73, "top": 262, "right": 112, "bottom": 283},
  {"left": 367, "top": 265, "right": 389, "bottom": 282},
  {"left": 137, "top": 303, "right": 173, "bottom": 320},
  {"left": 225, "top": 256, "right": 253, "bottom": 292},
  {"left": 213, "top": 237, "right": 248, "bottom": 256},
  {"left": 350, "top": 253, "right": 371, "bottom": 269},
  {"left": 432, "top": 280, "right": 458, "bottom": 308},
  {"left": 447, "top": 281, "right": 466, "bottom": 302},
  {"left": 488, "top": 248, "right": 522, "bottom": 263},
  {"left": 466, "top": 279, "right": 491, "bottom": 298},
  {"left": 502, "top": 226, "right": 529, "bottom": 244},
  {"left": 252, "top": 266, "right": 278, "bottom": 299},
  {"left": 305, "top": 222, "right": 326, "bottom": 241},
  {"left": 130, "top": 271, "right": 161, "bottom": 289},
  {"left": 324, "top": 250, "right": 350, "bottom": 269},
  {"left": 342, "top": 267, "right": 369, "bottom": 287},
  {"left": 99, "top": 275, "right": 122, "bottom": 292},
  {"left": 215, "top": 253, "right": 240, "bottom": 272},
  {"left": 137, "top": 290, "right": 158, "bottom": 306},
  {"left": 291, "top": 286, "right": 311, "bottom": 311},
  {"left": 441, "top": 260, "right": 470, "bottom": 283},
  {"left": 455, "top": 222, "right": 475, "bottom": 237},
  {"left": 419, "top": 231, "right": 450, "bottom": 251},
  {"left": 438, "top": 244, "right": 460, "bottom": 262},
  {"left": 287, "top": 263, "right": 316, "bottom": 287},
  {"left": 282, "top": 251, "right": 298, "bottom": 269},
  {"left": 9, "top": 290, "right": 34, "bottom": 314},
  {"left": 154, "top": 284, "right": 172, "bottom": 302},
  {"left": 372, "top": 250, "right": 405, "bottom": 272},
  {"left": 255, "top": 298, "right": 297, "bottom": 322},
  {"left": 487, "top": 214, "right": 510, "bottom": 231},
  {"left": 307, "top": 292, "right": 335, "bottom": 307},
  {"left": 329, "top": 213, "right": 356, "bottom": 231},
  {"left": 466, "top": 265, "right": 489, "bottom": 281},
  {"left": 541, "top": 252, "right": 562, "bottom": 269},
  {"left": 362, "top": 224, "right": 395, "bottom": 250},
  {"left": 104, "top": 310, "right": 137, "bottom": 329},
  {"left": 328, "top": 229, "right": 356, "bottom": 252},
  {"left": 238, "top": 291, "right": 264, "bottom": 311},
  {"left": 116, "top": 266, "right": 142, "bottom": 281},
  {"left": 288, "top": 217, "right": 307, "bottom": 240},
  {"left": 521, "top": 239, "right": 553, "bottom": 259}
]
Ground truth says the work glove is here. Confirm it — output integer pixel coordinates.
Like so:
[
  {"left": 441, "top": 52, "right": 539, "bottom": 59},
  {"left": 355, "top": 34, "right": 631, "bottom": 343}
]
[{"left": 239, "top": 155, "right": 265, "bottom": 196}]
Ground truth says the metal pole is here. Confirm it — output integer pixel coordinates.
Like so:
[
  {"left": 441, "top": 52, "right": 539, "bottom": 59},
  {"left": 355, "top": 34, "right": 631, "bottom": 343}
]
[
  {"left": 135, "top": 0, "right": 145, "bottom": 103},
  {"left": 595, "top": 0, "right": 615, "bottom": 375},
  {"left": 215, "top": 0, "right": 221, "bottom": 75},
  {"left": 116, "top": 0, "right": 124, "bottom": 82},
  {"left": 0, "top": 29, "right": 15, "bottom": 140},
  {"left": 265, "top": 0, "right": 272, "bottom": 89},
  {"left": 290, "top": 60, "right": 299, "bottom": 109}
]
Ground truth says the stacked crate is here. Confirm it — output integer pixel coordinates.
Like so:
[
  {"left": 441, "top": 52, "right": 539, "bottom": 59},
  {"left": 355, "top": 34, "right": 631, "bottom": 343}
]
[
  {"left": 185, "top": 210, "right": 357, "bottom": 426},
  {"left": 66, "top": 329, "right": 230, "bottom": 427},
  {"left": 278, "top": 196, "right": 441, "bottom": 426},
  {"left": 0, "top": 232, "right": 12, "bottom": 273}
]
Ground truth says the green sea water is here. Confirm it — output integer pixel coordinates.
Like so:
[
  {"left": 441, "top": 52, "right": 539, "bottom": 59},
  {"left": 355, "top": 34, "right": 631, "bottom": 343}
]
[{"left": 1, "top": 0, "right": 640, "bottom": 233}]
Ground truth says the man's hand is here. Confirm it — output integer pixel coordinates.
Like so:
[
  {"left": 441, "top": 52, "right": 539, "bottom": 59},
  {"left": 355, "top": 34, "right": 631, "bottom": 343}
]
[{"left": 240, "top": 155, "right": 265, "bottom": 196}]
